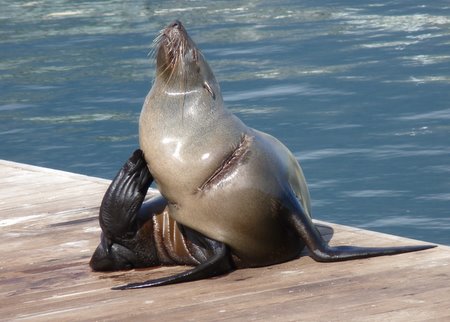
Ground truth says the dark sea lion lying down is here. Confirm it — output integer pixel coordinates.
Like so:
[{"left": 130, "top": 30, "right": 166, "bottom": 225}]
[{"left": 90, "top": 21, "right": 435, "bottom": 290}]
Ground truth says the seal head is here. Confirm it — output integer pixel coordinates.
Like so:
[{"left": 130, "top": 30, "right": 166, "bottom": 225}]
[{"left": 154, "top": 20, "right": 218, "bottom": 103}]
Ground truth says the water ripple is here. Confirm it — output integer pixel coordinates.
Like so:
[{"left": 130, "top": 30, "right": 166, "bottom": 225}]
[
  {"left": 341, "top": 190, "right": 407, "bottom": 198},
  {"left": 229, "top": 106, "right": 282, "bottom": 115},
  {"left": 25, "top": 113, "right": 136, "bottom": 124},
  {"left": 297, "top": 145, "right": 450, "bottom": 161},
  {"left": 339, "top": 12, "right": 450, "bottom": 33},
  {"left": 225, "top": 84, "right": 350, "bottom": 102},
  {"left": 0, "top": 103, "right": 36, "bottom": 111},
  {"left": 417, "top": 193, "right": 450, "bottom": 201},
  {"left": 402, "top": 54, "right": 450, "bottom": 66},
  {"left": 296, "top": 148, "right": 369, "bottom": 161},
  {"left": 396, "top": 108, "right": 450, "bottom": 121},
  {"left": 308, "top": 179, "right": 340, "bottom": 189},
  {"left": 361, "top": 216, "right": 450, "bottom": 230},
  {"left": 370, "top": 145, "right": 450, "bottom": 159}
]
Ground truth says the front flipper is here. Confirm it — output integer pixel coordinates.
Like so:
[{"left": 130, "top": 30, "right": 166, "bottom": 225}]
[
  {"left": 99, "top": 149, "right": 152, "bottom": 242},
  {"left": 113, "top": 235, "right": 234, "bottom": 290},
  {"left": 90, "top": 149, "right": 153, "bottom": 271},
  {"left": 285, "top": 192, "right": 436, "bottom": 262}
]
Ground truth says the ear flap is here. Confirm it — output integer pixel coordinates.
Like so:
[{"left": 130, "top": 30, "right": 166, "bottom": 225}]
[{"left": 203, "top": 81, "right": 216, "bottom": 100}]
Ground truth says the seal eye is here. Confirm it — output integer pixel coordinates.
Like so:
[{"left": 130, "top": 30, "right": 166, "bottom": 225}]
[{"left": 203, "top": 81, "right": 215, "bottom": 100}]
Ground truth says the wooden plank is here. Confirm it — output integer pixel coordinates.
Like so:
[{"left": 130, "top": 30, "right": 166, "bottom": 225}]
[{"left": 0, "top": 160, "right": 449, "bottom": 321}]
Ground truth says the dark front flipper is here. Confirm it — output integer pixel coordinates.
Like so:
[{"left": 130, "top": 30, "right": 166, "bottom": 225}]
[
  {"left": 90, "top": 149, "right": 153, "bottom": 271},
  {"left": 112, "top": 235, "right": 234, "bottom": 290},
  {"left": 99, "top": 149, "right": 152, "bottom": 241},
  {"left": 285, "top": 192, "right": 436, "bottom": 262}
]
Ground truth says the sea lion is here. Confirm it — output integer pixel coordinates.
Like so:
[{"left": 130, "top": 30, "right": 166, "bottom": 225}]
[{"left": 90, "top": 20, "right": 435, "bottom": 289}]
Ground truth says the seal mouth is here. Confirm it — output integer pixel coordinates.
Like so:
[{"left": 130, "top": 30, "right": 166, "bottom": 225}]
[{"left": 154, "top": 20, "right": 199, "bottom": 73}]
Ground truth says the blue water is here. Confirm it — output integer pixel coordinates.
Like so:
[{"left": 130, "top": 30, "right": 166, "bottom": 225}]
[{"left": 1, "top": 1, "right": 449, "bottom": 245}]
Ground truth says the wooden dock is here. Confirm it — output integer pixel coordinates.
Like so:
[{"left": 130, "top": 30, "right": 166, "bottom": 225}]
[{"left": 1, "top": 159, "right": 449, "bottom": 321}]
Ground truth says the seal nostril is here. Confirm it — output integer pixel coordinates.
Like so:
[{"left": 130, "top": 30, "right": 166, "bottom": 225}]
[{"left": 170, "top": 20, "right": 182, "bottom": 29}]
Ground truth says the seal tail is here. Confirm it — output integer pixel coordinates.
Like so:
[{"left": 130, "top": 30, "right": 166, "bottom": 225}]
[{"left": 286, "top": 193, "right": 436, "bottom": 262}]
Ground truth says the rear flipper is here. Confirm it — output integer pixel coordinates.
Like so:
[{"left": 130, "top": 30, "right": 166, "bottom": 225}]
[
  {"left": 285, "top": 193, "right": 436, "bottom": 262},
  {"left": 113, "top": 234, "right": 234, "bottom": 290}
]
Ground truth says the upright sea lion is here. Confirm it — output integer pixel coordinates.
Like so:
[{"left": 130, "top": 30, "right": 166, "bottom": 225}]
[{"left": 90, "top": 21, "right": 435, "bottom": 289}]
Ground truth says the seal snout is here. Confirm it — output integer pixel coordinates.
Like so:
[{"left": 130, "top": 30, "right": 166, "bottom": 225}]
[
  {"left": 169, "top": 20, "right": 183, "bottom": 30},
  {"left": 156, "top": 20, "right": 199, "bottom": 74},
  {"left": 163, "top": 20, "right": 186, "bottom": 39},
  {"left": 159, "top": 21, "right": 185, "bottom": 56}
]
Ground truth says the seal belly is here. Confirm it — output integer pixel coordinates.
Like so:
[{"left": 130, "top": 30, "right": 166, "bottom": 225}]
[
  {"left": 169, "top": 132, "right": 306, "bottom": 267},
  {"left": 172, "top": 183, "right": 303, "bottom": 267}
]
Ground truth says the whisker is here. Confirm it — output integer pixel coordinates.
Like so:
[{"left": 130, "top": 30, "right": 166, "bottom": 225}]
[{"left": 148, "top": 29, "right": 165, "bottom": 58}]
